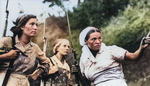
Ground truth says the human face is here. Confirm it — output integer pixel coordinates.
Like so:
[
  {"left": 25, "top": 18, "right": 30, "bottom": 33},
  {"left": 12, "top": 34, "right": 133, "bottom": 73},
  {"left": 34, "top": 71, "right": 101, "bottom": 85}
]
[
  {"left": 85, "top": 32, "right": 102, "bottom": 50},
  {"left": 21, "top": 18, "right": 38, "bottom": 37},
  {"left": 57, "top": 41, "right": 70, "bottom": 56}
]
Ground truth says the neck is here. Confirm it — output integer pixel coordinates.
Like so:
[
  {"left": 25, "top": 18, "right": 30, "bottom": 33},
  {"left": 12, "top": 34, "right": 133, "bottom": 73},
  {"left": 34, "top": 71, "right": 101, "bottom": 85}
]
[
  {"left": 19, "top": 35, "right": 30, "bottom": 47},
  {"left": 55, "top": 53, "right": 65, "bottom": 64},
  {"left": 89, "top": 48, "right": 99, "bottom": 57}
]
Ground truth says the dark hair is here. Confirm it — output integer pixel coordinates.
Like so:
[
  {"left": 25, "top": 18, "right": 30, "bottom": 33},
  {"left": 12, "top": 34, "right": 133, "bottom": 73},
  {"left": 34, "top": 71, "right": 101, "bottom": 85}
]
[
  {"left": 85, "top": 28, "right": 101, "bottom": 41},
  {"left": 10, "top": 14, "right": 37, "bottom": 37}
]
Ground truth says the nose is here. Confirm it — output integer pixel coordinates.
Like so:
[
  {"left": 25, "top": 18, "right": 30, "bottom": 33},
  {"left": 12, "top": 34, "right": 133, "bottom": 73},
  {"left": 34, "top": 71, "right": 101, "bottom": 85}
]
[
  {"left": 66, "top": 47, "right": 69, "bottom": 50},
  {"left": 33, "top": 24, "right": 38, "bottom": 30},
  {"left": 95, "top": 39, "right": 101, "bottom": 43},
  {"left": 65, "top": 46, "right": 69, "bottom": 51}
]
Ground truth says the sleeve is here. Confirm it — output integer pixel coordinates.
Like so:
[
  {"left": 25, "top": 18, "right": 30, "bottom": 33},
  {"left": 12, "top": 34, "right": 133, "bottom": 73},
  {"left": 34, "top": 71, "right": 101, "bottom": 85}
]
[
  {"left": 109, "top": 45, "right": 127, "bottom": 61},
  {"left": 34, "top": 44, "right": 50, "bottom": 73},
  {"left": 0, "top": 37, "right": 12, "bottom": 48},
  {"left": 0, "top": 38, "right": 5, "bottom": 48},
  {"left": 0, "top": 37, "right": 12, "bottom": 53}
]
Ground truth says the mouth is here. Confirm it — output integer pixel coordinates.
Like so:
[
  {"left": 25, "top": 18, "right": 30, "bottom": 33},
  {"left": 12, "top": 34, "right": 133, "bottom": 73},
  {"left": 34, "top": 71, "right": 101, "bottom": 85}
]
[
  {"left": 31, "top": 31, "right": 36, "bottom": 34},
  {"left": 62, "top": 51, "right": 68, "bottom": 55},
  {"left": 65, "top": 51, "right": 68, "bottom": 53},
  {"left": 95, "top": 45, "right": 100, "bottom": 48}
]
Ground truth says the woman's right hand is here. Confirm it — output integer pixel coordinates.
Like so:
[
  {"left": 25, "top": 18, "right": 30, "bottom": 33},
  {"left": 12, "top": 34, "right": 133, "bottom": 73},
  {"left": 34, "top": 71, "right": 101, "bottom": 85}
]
[{"left": 5, "top": 50, "right": 20, "bottom": 59}]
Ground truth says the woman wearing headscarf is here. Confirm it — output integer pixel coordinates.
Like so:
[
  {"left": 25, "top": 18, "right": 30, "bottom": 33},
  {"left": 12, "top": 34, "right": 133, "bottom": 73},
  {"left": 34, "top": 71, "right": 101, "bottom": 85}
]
[
  {"left": 79, "top": 26, "right": 150, "bottom": 86},
  {"left": 0, "top": 14, "right": 50, "bottom": 86},
  {"left": 42, "top": 39, "right": 71, "bottom": 86}
]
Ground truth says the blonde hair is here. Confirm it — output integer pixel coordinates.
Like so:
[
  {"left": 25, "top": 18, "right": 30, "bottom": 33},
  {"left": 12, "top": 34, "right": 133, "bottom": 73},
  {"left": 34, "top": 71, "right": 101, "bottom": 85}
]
[{"left": 53, "top": 39, "right": 71, "bottom": 54}]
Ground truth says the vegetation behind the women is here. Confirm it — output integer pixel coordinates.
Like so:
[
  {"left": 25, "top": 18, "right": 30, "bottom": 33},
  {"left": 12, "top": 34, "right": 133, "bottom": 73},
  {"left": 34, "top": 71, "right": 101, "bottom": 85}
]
[{"left": 31, "top": 0, "right": 150, "bottom": 86}]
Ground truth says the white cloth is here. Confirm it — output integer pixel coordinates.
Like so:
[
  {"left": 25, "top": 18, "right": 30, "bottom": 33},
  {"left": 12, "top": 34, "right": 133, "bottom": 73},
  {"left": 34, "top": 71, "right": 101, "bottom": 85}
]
[
  {"left": 79, "top": 43, "right": 127, "bottom": 85},
  {"left": 79, "top": 26, "right": 98, "bottom": 46},
  {"left": 96, "top": 79, "right": 127, "bottom": 86}
]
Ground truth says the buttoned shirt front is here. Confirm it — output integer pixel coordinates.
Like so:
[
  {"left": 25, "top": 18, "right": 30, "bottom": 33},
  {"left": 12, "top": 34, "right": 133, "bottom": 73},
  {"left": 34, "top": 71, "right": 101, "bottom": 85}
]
[{"left": 0, "top": 36, "right": 50, "bottom": 75}]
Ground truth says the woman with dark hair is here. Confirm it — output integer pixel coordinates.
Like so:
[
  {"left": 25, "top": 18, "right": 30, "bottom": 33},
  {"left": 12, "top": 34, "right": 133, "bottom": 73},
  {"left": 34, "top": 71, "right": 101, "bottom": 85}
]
[
  {"left": 43, "top": 39, "right": 72, "bottom": 86},
  {"left": 79, "top": 26, "right": 150, "bottom": 86},
  {"left": 0, "top": 14, "right": 50, "bottom": 86}
]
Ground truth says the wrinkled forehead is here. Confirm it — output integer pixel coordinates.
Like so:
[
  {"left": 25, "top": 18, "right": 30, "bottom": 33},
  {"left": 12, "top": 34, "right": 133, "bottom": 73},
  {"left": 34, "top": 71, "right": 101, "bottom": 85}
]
[{"left": 89, "top": 31, "right": 101, "bottom": 36}]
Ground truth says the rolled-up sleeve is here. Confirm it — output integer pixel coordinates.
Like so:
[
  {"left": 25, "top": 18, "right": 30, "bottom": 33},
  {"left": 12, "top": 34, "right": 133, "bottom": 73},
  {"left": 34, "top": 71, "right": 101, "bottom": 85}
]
[
  {"left": 0, "top": 37, "right": 12, "bottom": 53},
  {"left": 34, "top": 44, "right": 50, "bottom": 73},
  {"left": 109, "top": 45, "right": 127, "bottom": 61}
]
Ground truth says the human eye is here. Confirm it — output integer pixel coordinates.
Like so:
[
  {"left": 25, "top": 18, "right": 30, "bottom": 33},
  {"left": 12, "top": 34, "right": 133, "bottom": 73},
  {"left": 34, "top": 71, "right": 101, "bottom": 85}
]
[
  {"left": 30, "top": 22, "right": 35, "bottom": 26},
  {"left": 64, "top": 45, "right": 66, "bottom": 47},
  {"left": 36, "top": 23, "right": 38, "bottom": 26},
  {"left": 68, "top": 46, "right": 70, "bottom": 49},
  {"left": 99, "top": 37, "right": 101, "bottom": 39},
  {"left": 30, "top": 22, "right": 38, "bottom": 26},
  {"left": 91, "top": 38, "right": 96, "bottom": 41}
]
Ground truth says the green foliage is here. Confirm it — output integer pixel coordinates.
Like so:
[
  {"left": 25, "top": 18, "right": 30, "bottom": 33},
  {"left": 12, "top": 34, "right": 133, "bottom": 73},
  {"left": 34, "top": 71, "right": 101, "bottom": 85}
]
[
  {"left": 99, "top": 2, "right": 150, "bottom": 85},
  {"left": 42, "top": 0, "right": 150, "bottom": 85},
  {"left": 69, "top": 0, "right": 129, "bottom": 30},
  {"left": 71, "top": 29, "right": 82, "bottom": 62},
  {"left": 129, "top": 0, "right": 149, "bottom": 7},
  {"left": 102, "top": 5, "right": 150, "bottom": 51}
]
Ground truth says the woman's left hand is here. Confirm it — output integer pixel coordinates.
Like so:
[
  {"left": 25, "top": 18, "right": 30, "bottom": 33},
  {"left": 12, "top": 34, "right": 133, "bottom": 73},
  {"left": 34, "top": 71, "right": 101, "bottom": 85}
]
[{"left": 28, "top": 68, "right": 43, "bottom": 80}]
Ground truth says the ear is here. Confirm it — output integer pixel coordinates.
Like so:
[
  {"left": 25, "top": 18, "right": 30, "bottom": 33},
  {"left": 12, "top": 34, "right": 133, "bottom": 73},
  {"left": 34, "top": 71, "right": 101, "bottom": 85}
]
[
  {"left": 56, "top": 46, "right": 59, "bottom": 51},
  {"left": 20, "top": 26, "right": 25, "bottom": 31},
  {"left": 84, "top": 40, "right": 87, "bottom": 45},
  {"left": 20, "top": 27, "right": 24, "bottom": 31}
]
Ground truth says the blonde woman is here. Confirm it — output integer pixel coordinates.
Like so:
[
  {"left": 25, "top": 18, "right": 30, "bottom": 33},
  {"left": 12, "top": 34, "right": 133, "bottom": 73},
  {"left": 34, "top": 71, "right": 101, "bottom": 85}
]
[{"left": 43, "top": 39, "right": 71, "bottom": 86}]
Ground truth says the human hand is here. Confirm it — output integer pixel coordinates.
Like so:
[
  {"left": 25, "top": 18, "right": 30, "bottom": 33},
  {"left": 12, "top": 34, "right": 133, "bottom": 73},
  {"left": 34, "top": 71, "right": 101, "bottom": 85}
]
[
  {"left": 140, "top": 36, "right": 150, "bottom": 49},
  {"left": 48, "top": 65, "right": 58, "bottom": 74},
  {"left": 144, "top": 37, "right": 150, "bottom": 44},
  {"left": 6, "top": 50, "right": 20, "bottom": 59},
  {"left": 29, "top": 68, "right": 43, "bottom": 80}
]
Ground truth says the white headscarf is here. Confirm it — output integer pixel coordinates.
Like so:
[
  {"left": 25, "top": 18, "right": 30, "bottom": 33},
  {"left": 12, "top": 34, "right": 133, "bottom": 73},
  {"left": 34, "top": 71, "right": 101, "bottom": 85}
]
[{"left": 79, "top": 26, "right": 99, "bottom": 46}]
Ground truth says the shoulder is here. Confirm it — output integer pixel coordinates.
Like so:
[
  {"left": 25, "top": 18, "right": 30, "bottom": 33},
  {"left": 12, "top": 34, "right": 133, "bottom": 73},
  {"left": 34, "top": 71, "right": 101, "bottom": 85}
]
[
  {"left": 0, "top": 37, "right": 12, "bottom": 42},
  {"left": 107, "top": 45, "right": 127, "bottom": 60},
  {"left": 30, "top": 41, "right": 38, "bottom": 46},
  {"left": 0, "top": 37, "right": 12, "bottom": 45},
  {"left": 49, "top": 56, "right": 57, "bottom": 66},
  {"left": 30, "top": 42, "right": 40, "bottom": 49},
  {"left": 30, "top": 42, "right": 43, "bottom": 53},
  {"left": 50, "top": 55, "right": 55, "bottom": 60},
  {"left": 107, "top": 45, "right": 126, "bottom": 52}
]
